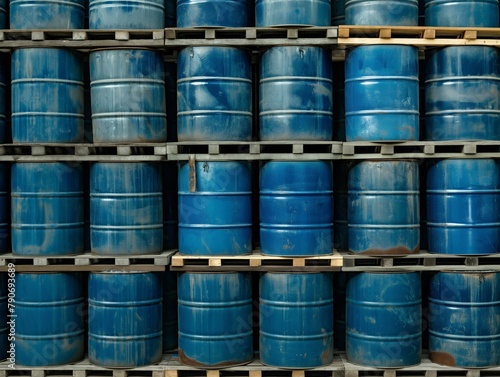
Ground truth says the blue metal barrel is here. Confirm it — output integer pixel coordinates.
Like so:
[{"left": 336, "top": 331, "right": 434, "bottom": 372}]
[
  {"left": 429, "top": 271, "right": 500, "bottom": 368},
  {"left": 348, "top": 160, "right": 420, "bottom": 255},
  {"left": 163, "top": 163, "right": 178, "bottom": 250},
  {"left": 260, "top": 273, "right": 334, "bottom": 368},
  {"left": 178, "top": 47, "right": 252, "bottom": 141},
  {"left": 12, "top": 48, "right": 84, "bottom": 143},
  {"left": 178, "top": 272, "right": 253, "bottom": 367},
  {"left": 88, "top": 271, "right": 162, "bottom": 367},
  {"left": 177, "top": 0, "right": 248, "bottom": 27},
  {"left": 332, "top": 61, "right": 345, "bottom": 141},
  {"left": 345, "top": 0, "right": 418, "bottom": 24},
  {"left": 346, "top": 272, "right": 422, "bottom": 367},
  {"left": 334, "top": 161, "right": 348, "bottom": 251},
  {"left": 16, "top": 273, "right": 84, "bottom": 366},
  {"left": 256, "top": 0, "right": 330, "bottom": 26},
  {"left": 89, "top": 0, "right": 164, "bottom": 28},
  {"left": 0, "top": 164, "right": 8, "bottom": 254},
  {"left": 90, "top": 49, "right": 166, "bottom": 143},
  {"left": 334, "top": 272, "right": 353, "bottom": 351},
  {"left": 260, "top": 46, "right": 333, "bottom": 141},
  {"left": 90, "top": 162, "right": 163, "bottom": 255},
  {"left": 0, "top": 274, "right": 6, "bottom": 360},
  {"left": 332, "top": 0, "right": 345, "bottom": 25},
  {"left": 425, "top": 46, "right": 500, "bottom": 141},
  {"left": 11, "top": 162, "right": 84, "bottom": 256},
  {"left": 427, "top": 159, "right": 500, "bottom": 255},
  {"left": 164, "top": 62, "right": 177, "bottom": 142},
  {"left": 260, "top": 161, "right": 333, "bottom": 256},
  {"left": 10, "top": 0, "right": 85, "bottom": 29},
  {"left": 163, "top": 271, "right": 178, "bottom": 352},
  {"left": 345, "top": 45, "right": 419, "bottom": 141},
  {"left": 425, "top": 0, "right": 498, "bottom": 26},
  {"left": 178, "top": 161, "right": 252, "bottom": 256}
]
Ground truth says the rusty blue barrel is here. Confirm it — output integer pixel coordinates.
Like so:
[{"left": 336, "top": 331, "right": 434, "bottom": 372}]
[
  {"left": 90, "top": 162, "right": 163, "bottom": 255},
  {"left": 426, "top": 46, "right": 500, "bottom": 140},
  {"left": 90, "top": 49, "right": 166, "bottom": 143},
  {"left": 425, "top": 0, "right": 499, "bottom": 26},
  {"left": 260, "top": 273, "right": 334, "bottom": 368},
  {"left": 332, "top": 0, "right": 345, "bottom": 25},
  {"left": 178, "top": 272, "right": 253, "bottom": 367},
  {"left": 88, "top": 271, "right": 162, "bottom": 367},
  {"left": 89, "top": 0, "right": 164, "bottom": 28},
  {"left": 256, "top": 0, "right": 330, "bottom": 26},
  {"left": 11, "top": 162, "right": 84, "bottom": 256},
  {"left": 260, "top": 161, "right": 333, "bottom": 256},
  {"left": 334, "top": 161, "right": 348, "bottom": 251},
  {"left": 10, "top": 0, "right": 84, "bottom": 29},
  {"left": 334, "top": 272, "right": 353, "bottom": 351},
  {"left": 177, "top": 0, "right": 248, "bottom": 26},
  {"left": 427, "top": 159, "right": 500, "bottom": 255},
  {"left": 0, "top": 164, "right": 8, "bottom": 254},
  {"left": 163, "top": 271, "right": 178, "bottom": 352},
  {"left": 178, "top": 47, "right": 252, "bottom": 141},
  {"left": 12, "top": 48, "right": 84, "bottom": 143},
  {"left": 348, "top": 160, "right": 420, "bottom": 255},
  {"left": 178, "top": 161, "right": 252, "bottom": 256},
  {"left": 0, "top": 274, "right": 6, "bottom": 360},
  {"left": 16, "top": 273, "right": 84, "bottom": 366},
  {"left": 163, "top": 163, "right": 178, "bottom": 250},
  {"left": 429, "top": 271, "right": 500, "bottom": 368},
  {"left": 345, "top": 45, "right": 419, "bottom": 141},
  {"left": 260, "top": 46, "right": 333, "bottom": 141},
  {"left": 345, "top": 0, "right": 418, "bottom": 24},
  {"left": 346, "top": 272, "right": 422, "bottom": 367}
]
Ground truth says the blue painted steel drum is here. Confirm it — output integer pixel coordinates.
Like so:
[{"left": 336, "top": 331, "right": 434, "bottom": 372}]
[
  {"left": 256, "top": 0, "right": 330, "bottom": 26},
  {"left": 11, "top": 162, "right": 84, "bottom": 256},
  {"left": 90, "top": 162, "right": 163, "bottom": 255},
  {"left": 425, "top": 0, "right": 498, "bottom": 26},
  {"left": 163, "top": 271, "right": 178, "bottom": 352},
  {"left": 90, "top": 49, "right": 166, "bottom": 143},
  {"left": 0, "top": 0, "right": 6, "bottom": 28},
  {"left": 345, "top": 45, "right": 419, "bottom": 141},
  {"left": 178, "top": 47, "right": 252, "bottom": 141},
  {"left": 429, "top": 271, "right": 500, "bottom": 368},
  {"left": 345, "top": 0, "right": 418, "bottom": 24},
  {"left": 346, "top": 272, "right": 422, "bottom": 367},
  {"left": 334, "top": 162, "right": 348, "bottom": 251},
  {"left": 332, "top": 0, "right": 345, "bottom": 25},
  {"left": 426, "top": 46, "right": 500, "bottom": 141},
  {"left": 89, "top": 0, "right": 164, "bottom": 28},
  {"left": 348, "top": 160, "right": 420, "bottom": 255},
  {"left": 16, "top": 273, "right": 84, "bottom": 366},
  {"left": 163, "top": 163, "right": 178, "bottom": 250},
  {"left": 260, "top": 273, "right": 334, "bottom": 368},
  {"left": 260, "top": 161, "right": 333, "bottom": 256},
  {"left": 332, "top": 61, "right": 345, "bottom": 141},
  {"left": 178, "top": 272, "right": 253, "bottom": 367},
  {"left": 260, "top": 46, "right": 333, "bottom": 141},
  {"left": 10, "top": 0, "right": 85, "bottom": 29},
  {"left": 178, "top": 161, "right": 252, "bottom": 256},
  {"left": 165, "top": 62, "right": 177, "bottom": 142},
  {"left": 0, "top": 164, "right": 8, "bottom": 254},
  {"left": 334, "top": 272, "right": 353, "bottom": 351},
  {"left": 88, "top": 271, "right": 162, "bottom": 367},
  {"left": 427, "top": 159, "right": 500, "bottom": 255},
  {"left": 177, "top": 0, "right": 248, "bottom": 27},
  {"left": 0, "top": 274, "right": 6, "bottom": 360},
  {"left": 12, "top": 48, "right": 84, "bottom": 143}
]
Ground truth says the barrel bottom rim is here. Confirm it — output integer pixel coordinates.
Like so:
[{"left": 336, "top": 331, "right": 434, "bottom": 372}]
[
  {"left": 260, "top": 251, "right": 334, "bottom": 257},
  {"left": 346, "top": 358, "right": 422, "bottom": 369},
  {"left": 178, "top": 349, "right": 253, "bottom": 369},
  {"left": 259, "top": 359, "right": 334, "bottom": 370},
  {"left": 90, "top": 250, "right": 163, "bottom": 257}
]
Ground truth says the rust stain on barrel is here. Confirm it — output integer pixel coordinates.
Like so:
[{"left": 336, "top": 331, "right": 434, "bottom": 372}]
[
  {"left": 178, "top": 349, "right": 249, "bottom": 369},
  {"left": 430, "top": 351, "right": 456, "bottom": 366},
  {"left": 353, "top": 242, "right": 420, "bottom": 257}
]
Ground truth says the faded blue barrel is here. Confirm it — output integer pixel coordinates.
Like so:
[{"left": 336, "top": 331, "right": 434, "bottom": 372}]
[
  {"left": 426, "top": 46, "right": 500, "bottom": 141},
  {"left": 88, "top": 271, "right": 162, "bottom": 367},
  {"left": 429, "top": 271, "right": 500, "bottom": 368},
  {"left": 346, "top": 272, "right": 422, "bottom": 367},
  {"left": 177, "top": 0, "right": 248, "bottom": 27},
  {"left": 165, "top": 62, "right": 177, "bottom": 142},
  {"left": 345, "top": 0, "right": 418, "bottom": 24},
  {"left": 178, "top": 272, "right": 253, "bottom": 367},
  {"left": 333, "top": 162, "right": 348, "bottom": 251},
  {"left": 11, "top": 162, "right": 84, "bottom": 256},
  {"left": 256, "top": 0, "right": 330, "bottom": 26},
  {"left": 0, "top": 164, "right": 8, "bottom": 254},
  {"left": 163, "top": 163, "right": 178, "bottom": 250},
  {"left": 178, "top": 47, "right": 252, "bottom": 141},
  {"left": 89, "top": 0, "right": 164, "bottom": 28},
  {"left": 260, "top": 46, "right": 333, "bottom": 141},
  {"left": 334, "top": 272, "right": 353, "bottom": 351},
  {"left": 90, "top": 49, "right": 166, "bottom": 143},
  {"left": 348, "top": 160, "right": 419, "bottom": 255},
  {"left": 425, "top": 0, "right": 498, "bottom": 26},
  {"left": 260, "top": 161, "right": 333, "bottom": 256},
  {"left": 345, "top": 45, "right": 419, "bottom": 141},
  {"left": 332, "top": 0, "right": 345, "bottom": 25},
  {"left": 10, "top": 0, "right": 84, "bottom": 29},
  {"left": 332, "top": 61, "right": 345, "bottom": 141},
  {"left": 427, "top": 159, "right": 500, "bottom": 255},
  {"left": 16, "top": 273, "right": 84, "bottom": 366},
  {"left": 12, "top": 48, "right": 84, "bottom": 143},
  {"left": 0, "top": 274, "right": 6, "bottom": 360},
  {"left": 163, "top": 271, "right": 178, "bottom": 352},
  {"left": 90, "top": 162, "right": 163, "bottom": 255},
  {"left": 260, "top": 273, "right": 334, "bottom": 368},
  {"left": 178, "top": 161, "right": 252, "bottom": 256}
]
